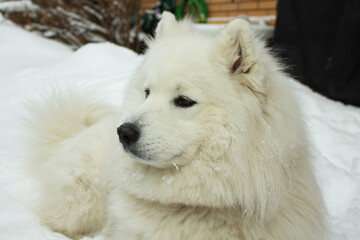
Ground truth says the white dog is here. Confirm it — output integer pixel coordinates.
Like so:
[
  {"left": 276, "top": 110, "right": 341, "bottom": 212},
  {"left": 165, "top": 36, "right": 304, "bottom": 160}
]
[{"left": 24, "top": 12, "right": 326, "bottom": 240}]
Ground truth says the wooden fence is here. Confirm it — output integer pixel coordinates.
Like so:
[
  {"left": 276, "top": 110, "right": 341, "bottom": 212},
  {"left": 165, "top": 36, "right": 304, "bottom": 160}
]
[{"left": 141, "top": 0, "right": 277, "bottom": 18}]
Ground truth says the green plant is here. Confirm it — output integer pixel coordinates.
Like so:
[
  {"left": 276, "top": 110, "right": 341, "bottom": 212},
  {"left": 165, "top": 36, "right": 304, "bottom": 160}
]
[{"left": 175, "top": 0, "right": 208, "bottom": 23}]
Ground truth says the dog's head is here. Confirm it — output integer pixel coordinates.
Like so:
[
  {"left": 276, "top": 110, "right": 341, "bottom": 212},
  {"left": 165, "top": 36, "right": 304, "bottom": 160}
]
[
  {"left": 118, "top": 12, "right": 260, "bottom": 167},
  {"left": 115, "top": 12, "right": 306, "bottom": 220}
]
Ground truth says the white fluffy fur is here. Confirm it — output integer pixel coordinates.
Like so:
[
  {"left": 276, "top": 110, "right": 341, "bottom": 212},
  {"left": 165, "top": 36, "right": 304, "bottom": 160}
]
[{"left": 25, "top": 12, "right": 326, "bottom": 240}]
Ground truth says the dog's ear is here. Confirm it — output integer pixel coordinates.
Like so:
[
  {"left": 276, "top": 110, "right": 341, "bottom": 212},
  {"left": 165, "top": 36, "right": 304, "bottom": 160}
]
[
  {"left": 216, "top": 19, "right": 256, "bottom": 74},
  {"left": 155, "top": 11, "right": 177, "bottom": 39}
]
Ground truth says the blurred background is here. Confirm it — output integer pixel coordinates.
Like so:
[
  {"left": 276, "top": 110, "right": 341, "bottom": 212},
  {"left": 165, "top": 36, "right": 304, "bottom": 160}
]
[
  {"left": 0, "top": 0, "right": 359, "bottom": 106},
  {"left": 0, "top": 0, "right": 276, "bottom": 53}
]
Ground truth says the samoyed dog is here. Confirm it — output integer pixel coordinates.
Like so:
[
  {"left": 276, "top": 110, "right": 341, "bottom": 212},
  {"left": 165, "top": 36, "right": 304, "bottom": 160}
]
[{"left": 25, "top": 12, "right": 326, "bottom": 240}]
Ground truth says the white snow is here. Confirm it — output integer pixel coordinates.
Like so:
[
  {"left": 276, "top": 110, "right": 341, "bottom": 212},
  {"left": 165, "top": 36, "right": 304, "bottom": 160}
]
[
  {"left": 0, "top": 21, "right": 359, "bottom": 240},
  {"left": 0, "top": 0, "right": 39, "bottom": 12}
]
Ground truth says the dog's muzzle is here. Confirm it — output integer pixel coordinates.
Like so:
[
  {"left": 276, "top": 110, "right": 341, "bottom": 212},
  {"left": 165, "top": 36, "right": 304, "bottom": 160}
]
[{"left": 117, "top": 123, "right": 140, "bottom": 150}]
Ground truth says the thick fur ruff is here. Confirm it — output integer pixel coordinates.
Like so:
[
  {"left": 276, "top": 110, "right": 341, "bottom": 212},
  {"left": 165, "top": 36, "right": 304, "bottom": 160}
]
[
  {"left": 24, "top": 12, "right": 326, "bottom": 240},
  {"left": 23, "top": 89, "right": 119, "bottom": 238}
]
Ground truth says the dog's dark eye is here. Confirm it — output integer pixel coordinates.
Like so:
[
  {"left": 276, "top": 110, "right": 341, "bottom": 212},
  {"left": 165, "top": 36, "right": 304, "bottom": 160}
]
[
  {"left": 145, "top": 88, "right": 150, "bottom": 98},
  {"left": 174, "top": 96, "right": 197, "bottom": 108}
]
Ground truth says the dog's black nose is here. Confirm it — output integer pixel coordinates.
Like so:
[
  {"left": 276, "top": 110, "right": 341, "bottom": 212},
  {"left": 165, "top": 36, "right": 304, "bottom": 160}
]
[{"left": 117, "top": 123, "right": 140, "bottom": 148}]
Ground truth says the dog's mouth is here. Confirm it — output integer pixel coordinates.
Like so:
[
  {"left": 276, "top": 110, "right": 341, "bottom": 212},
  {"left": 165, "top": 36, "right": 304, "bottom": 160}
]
[
  {"left": 117, "top": 124, "right": 186, "bottom": 163},
  {"left": 123, "top": 144, "right": 186, "bottom": 165},
  {"left": 126, "top": 147, "right": 153, "bottom": 161}
]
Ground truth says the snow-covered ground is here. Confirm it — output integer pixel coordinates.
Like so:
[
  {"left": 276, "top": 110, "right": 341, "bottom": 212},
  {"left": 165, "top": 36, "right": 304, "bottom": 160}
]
[{"left": 0, "top": 21, "right": 359, "bottom": 240}]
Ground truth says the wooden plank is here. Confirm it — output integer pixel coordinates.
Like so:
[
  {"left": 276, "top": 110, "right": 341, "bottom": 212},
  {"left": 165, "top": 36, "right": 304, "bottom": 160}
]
[
  {"left": 208, "top": 2, "right": 238, "bottom": 11},
  {"left": 259, "top": 0, "right": 277, "bottom": 9},
  {"left": 140, "top": 0, "right": 278, "bottom": 18},
  {"left": 238, "top": 2, "right": 259, "bottom": 10},
  {"left": 247, "top": 9, "right": 269, "bottom": 16},
  {"left": 227, "top": 10, "right": 249, "bottom": 17},
  {"left": 234, "top": 0, "right": 259, "bottom": 2},
  {"left": 208, "top": 11, "right": 231, "bottom": 17},
  {"left": 206, "top": 0, "right": 232, "bottom": 3},
  {"left": 209, "top": 1, "right": 258, "bottom": 13},
  {"left": 267, "top": 9, "right": 277, "bottom": 16}
]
